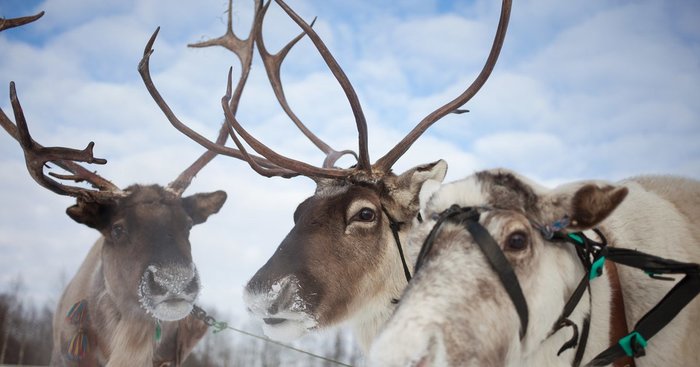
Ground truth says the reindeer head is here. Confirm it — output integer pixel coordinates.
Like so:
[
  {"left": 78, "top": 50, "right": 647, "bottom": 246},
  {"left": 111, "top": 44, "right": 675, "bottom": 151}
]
[
  {"left": 139, "top": 0, "right": 510, "bottom": 345},
  {"left": 368, "top": 169, "right": 628, "bottom": 366},
  {"left": 0, "top": 83, "right": 227, "bottom": 322}
]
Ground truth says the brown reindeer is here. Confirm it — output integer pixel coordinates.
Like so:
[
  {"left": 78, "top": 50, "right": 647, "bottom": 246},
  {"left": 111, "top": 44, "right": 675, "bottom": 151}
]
[
  {"left": 0, "top": 82, "right": 227, "bottom": 366},
  {"left": 0, "top": 82, "right": 228, "bottom": 365},
  {"left": 0, "top": 14, "right": 229, "bottom": 364},
  {"left": 139, "top": 0, "right": 511, "bottom": 350}
]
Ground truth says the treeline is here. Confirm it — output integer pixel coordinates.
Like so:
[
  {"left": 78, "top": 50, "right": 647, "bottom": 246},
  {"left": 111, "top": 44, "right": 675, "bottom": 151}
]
[
  {"left": 0, "top": 286, "right": 361, "bottom": 366},
  {"left": 0, "top": 285, "right": 53, "bottom": 365}
]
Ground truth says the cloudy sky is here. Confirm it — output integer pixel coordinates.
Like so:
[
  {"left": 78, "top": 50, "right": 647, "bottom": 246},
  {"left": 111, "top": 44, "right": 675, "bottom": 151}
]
[{"left": 1, "top": 0, "right": 699, "bottom": 332}]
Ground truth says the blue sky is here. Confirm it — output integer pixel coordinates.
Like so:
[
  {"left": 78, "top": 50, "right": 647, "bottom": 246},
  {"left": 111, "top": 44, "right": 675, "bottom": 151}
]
[{"left": 1, "top": 0, "right": 699, "bottom": 333}]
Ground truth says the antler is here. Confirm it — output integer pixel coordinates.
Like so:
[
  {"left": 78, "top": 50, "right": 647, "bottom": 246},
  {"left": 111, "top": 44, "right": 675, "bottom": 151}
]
[
  {"left": 219, "top": 0, "right": 372, "bottom": 179},
  {"left": 0, "top": 11, "right": 45, "bottom": 32},
  {"left": 256, "top": 1, "right": 357, "bottom": 168},
  {"left": 139, "top": 25, "right": 292, "bottom": 191},
  {"left": 273, "top": 0, "right": 370, "bottom": 171},
  {"left": 0, "top": 82, "right": 124, "bottom": 203},
  {"left": 373, "top": 0, "right": 512, "bottom": 172},
  {"left": 160, "top": 0, "right": 510, "bottom": 182},
  {"left": 166, "top": 0, "right": 264, "bottom": 195}
]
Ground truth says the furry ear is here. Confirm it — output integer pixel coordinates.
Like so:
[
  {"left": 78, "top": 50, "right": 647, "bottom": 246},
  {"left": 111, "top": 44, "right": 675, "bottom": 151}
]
[
  {"left": 182, "top": 190, "right": 227, "bottom": 225},
  {"left": 541, "top": 182, "right": 628, "bottom": 231},
  {"left": 66, "top": 200, "right": 112, "bottom": 230},
  {"left": 569, "top": 184, "right": 628, "bottom": 228},
  {"left": 391, "top": 160, "right": 448, "bottom": 215}
]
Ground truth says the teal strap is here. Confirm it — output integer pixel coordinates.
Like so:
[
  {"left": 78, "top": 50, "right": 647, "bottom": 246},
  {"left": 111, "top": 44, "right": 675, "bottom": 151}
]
[
  {"left": 155, "top": 321, "right": 162, "bottom": 342},
  {"left": 618, "top": 331, "right": 647, "bottom": 357},
  {"left": 589, "top": 256, "right": 606, "bottom": 280},
  {"left": 568, "top": 233, "right": 585, "bottom": 245}
]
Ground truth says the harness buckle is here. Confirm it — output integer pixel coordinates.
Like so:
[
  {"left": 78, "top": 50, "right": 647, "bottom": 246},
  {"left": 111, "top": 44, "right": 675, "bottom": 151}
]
[
  {"left": 645, "top": 271, "right": 675, "bottom": 281},
  {"left": 618, "top": 331, "right": 647, "bottom": 358},
  {"left": 589, "top": 255, "right": 606, "bottom": 280}
]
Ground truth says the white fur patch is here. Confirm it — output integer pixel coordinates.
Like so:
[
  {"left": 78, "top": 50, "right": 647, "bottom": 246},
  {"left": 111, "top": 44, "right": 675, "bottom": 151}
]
[
  {"left": 243, "top": 276, "right": 318, "bottom": 342},
  {"left": 138, "top": 264, "right": 199, "bottom": 321}
]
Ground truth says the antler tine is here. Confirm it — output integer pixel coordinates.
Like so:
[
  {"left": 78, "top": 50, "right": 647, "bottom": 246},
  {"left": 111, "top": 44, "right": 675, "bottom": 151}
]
[
  {"left": 167, "top": 122, "right": 229, "bottom": 195},
  {"left": 167, "top": 0, "right": 265, "bottom": 195},
  {"left": 0, "top": 82, "right": 124, "bottom": 203},
  {"left": 188, "top": 0, "right": 261, "bottom": 114},
  {"left": 222, "top": 68, "right": 351, "bottom": 178},
  {"left": 138, "top": 27, "right": 278, "bottom": 170},
  {"left": 222, "top": 69, "right": 299, "bottom": 178},
  {"left": 273, "top": 0, "right": 370, "bottom": 172},
  {"left": 0, "top": 11, "right": 45, "bottom": 32},
  {"left": 374, "top": 0, "right": 512, "bottom": 173},
  {"left": 257, "top": 1, "right": 358, "bottom": 168}
]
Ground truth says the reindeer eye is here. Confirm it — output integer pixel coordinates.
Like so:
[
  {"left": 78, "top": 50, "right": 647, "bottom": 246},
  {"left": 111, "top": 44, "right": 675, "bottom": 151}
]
[
  {"left": 506, "top": 231, "right": 528, "bottom": 251},
  {"left": 355, "top": 207, "right": 376, "bottom": 222},
  {"left": 111, "top": 223, "right": 127, "bottom": 241}
]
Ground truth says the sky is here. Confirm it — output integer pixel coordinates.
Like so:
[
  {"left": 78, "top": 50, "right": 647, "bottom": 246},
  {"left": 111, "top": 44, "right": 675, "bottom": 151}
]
[{"left": 1, "top": 0, "right": 699, "bottom": 336}]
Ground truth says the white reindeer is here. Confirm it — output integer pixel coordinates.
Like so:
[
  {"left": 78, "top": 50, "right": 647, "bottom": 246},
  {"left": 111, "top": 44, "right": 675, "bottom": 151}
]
[{"left": 369, "top": 169, "right": 700, "bottom": 366}]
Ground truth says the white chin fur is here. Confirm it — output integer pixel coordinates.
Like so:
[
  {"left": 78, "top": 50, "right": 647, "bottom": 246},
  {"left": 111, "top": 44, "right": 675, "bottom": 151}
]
[
  {"left": 149, "top": 300, "right": 193, "bottom": 321},
  {"left": 262, "top": 318, "right": 316, "bottom": 342}
]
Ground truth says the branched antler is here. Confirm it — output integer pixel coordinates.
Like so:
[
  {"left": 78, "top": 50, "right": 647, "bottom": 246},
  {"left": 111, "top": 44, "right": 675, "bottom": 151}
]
[
  {"left": 256, "top": 1, "right": 357, "bottom": 168},
  {"left": 0, "top": 82, "right": 124, "bottom": 203},
  {"left": 160, "top": 0, "right": 511, "bottom": 183},
  {"left": 138, "top": 27, "right": 285, "bottom": 191}
]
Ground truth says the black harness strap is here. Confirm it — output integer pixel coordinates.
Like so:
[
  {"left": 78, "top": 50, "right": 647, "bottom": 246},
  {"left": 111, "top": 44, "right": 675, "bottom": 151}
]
[
  {"left": 382, "top": 207, "right": 412, "bottom": 285},
  {"left": 465, "top": 218, "right": 530, "bottom": 339},
  {"left": 414, "top": 204, "right": 700, "bottom": 367},
  {"left": 584, "top": 248, "right": 700, "bottom": 366},
  {"left": 416, "top": 205, "right": 529, "bottom": 339}
]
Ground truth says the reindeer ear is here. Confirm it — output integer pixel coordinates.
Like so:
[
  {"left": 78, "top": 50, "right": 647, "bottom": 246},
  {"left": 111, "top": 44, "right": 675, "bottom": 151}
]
[
  {"left": 66, "top": 200, "right": 112, "bottom": 230},
  {"left": 543, "top": 182, "right": 628, "bottom": 230},
  {"left": 392, "top": 160, "right": 448, "bottom": 211},
  {"left": 182, "top": 190, "right": 227, "bottom": 225},
  {"left": 569, "top": 184, "right": 628, "bottom": 228}
]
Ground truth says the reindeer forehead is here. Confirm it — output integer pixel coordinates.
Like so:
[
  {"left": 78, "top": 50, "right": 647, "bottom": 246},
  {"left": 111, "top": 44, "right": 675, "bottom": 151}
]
[
  {"left": 427, "top": 170, "right": 542, "bottom": 214},
  {"left": 476, "top": 170, "right": 541, "bottom": 213},
  {"left": 118, "top": 184, "right": 183, "bottom": 213},
  {"left": 313, "top": 178, "right": 384, "bottom": 198}
]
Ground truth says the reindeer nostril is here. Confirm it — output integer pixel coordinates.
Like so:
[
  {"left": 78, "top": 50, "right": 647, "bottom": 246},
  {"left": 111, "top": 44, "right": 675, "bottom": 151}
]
[
  {"left": 183, "top": 276, "right": 199, "bottom": 295},
  {"left": 146, "top": 269, "right": 167, "bottom": 296},
  {"left": 268, "top": 302, "right": 279, "bottom": 315}
]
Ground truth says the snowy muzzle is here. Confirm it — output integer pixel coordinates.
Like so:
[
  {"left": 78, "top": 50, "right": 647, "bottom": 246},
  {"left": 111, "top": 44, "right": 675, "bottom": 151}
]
[{"left": 138, "top": 263, "right": 200, "bottom": 321}]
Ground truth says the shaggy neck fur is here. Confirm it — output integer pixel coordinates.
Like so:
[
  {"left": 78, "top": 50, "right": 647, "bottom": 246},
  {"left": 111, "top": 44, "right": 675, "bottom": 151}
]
[{"left": 50, "top": 238, "right": 207, "bottom": 366}]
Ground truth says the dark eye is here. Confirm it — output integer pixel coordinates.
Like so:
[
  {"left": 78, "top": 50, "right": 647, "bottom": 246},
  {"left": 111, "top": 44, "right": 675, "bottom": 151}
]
[
  {"left": 355, "top": 207, "right": 376, "bottom": 222},
  {"left": 505, "top": 231, "right": 528, "bottom": 251},
  {"left": 111, "top": 223, "right": 127, "bottom": 241}
]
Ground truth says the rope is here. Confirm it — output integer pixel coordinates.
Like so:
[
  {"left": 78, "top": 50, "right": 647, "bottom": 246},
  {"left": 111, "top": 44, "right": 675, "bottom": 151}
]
[{"left": 191, "top": 305, "right": 353, "bottom": 367}]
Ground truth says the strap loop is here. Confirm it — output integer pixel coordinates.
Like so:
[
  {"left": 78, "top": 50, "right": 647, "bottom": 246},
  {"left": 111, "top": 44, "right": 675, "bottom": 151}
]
[{"left": 618, "top": 331, "right": 647, "bottom": 358}]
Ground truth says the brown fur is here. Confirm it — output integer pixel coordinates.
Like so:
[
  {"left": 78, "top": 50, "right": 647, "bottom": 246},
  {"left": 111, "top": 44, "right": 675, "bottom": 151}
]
[
  {"left": 50, "top": 185, "right": 226, "bottom": 366},
  {"left": 244, "top": 160, "right": 447, "bottom": 350}
]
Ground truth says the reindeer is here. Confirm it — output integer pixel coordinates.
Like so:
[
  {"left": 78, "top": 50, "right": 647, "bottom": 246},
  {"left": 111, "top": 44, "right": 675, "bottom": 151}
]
[
  {"left": 0, "top": 16, "right": 229, "bottom": 365},
  {"left": 368, "top": 169, "right": 700, "bottom": 366},
  {"left": 0, "top": 84, "right": 228, "bottom": 366},
  {"left": 138, "top": 0, "right": 512, "bottom": 350}
]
